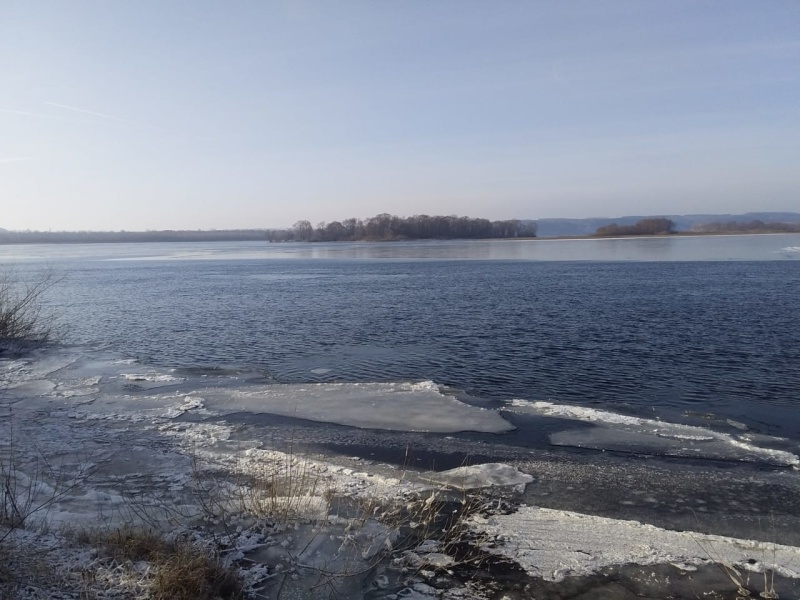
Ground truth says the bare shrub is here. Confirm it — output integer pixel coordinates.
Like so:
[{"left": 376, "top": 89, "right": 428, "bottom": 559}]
[
  {"left": 0, "top": 268, "right": 59, "bottom": 353},
  {"left": 1, "top": 414, "right": 92, "bottom": 543}
]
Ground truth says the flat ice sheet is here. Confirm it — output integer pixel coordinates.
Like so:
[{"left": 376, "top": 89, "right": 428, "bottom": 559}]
[
  {"left": 2, "top": 351, "right": 510, "bottom": 434},
  {"left": 201, "top": 381, "right": 515, "bottom": 434}
]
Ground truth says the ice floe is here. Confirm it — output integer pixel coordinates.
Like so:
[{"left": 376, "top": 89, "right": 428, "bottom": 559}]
[
  {"left": 197, "top": 381, "right": 514, "bottom": 433},
  {"left": 779, "top": 246, "right": 800, "bottom": 257},
  {"left": 119, "top": 371, "right": 186, "bottom": 390},
  {"left": 508, "top": 400, "right": 800, "bottom": 468},
  {"left": 424, "top": 463, "right": 533, "bottom": 491}
]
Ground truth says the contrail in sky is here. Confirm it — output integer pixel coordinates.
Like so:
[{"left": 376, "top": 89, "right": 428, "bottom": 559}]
[{"left": 44, "top": 101, "right": 138, "bottom": 125}]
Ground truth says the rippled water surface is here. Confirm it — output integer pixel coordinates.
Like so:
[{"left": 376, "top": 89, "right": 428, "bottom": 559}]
[{"left": 3, "top": 235, "right": 799, "bottom": 437}]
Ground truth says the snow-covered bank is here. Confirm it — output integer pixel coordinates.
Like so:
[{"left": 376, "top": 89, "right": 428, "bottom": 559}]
[
  {"left": 3, "top": 348, "right": 800, "bottom": 598},
  {"left": 471, "top": 505, "right": 800, "bottom": 582}
]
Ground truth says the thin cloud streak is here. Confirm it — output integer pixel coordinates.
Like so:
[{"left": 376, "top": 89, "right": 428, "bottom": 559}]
[
  {"left": 43, "top": 101, "right": 140, "bottom": 126},
  {"left": 0, "top": 156, "right": 35, "bottom": 164},
  {"left": 0, "top": 107, "right": 43, "bottom": 118},
  {"left": 0, "top": 106, "right": 123, "bottom": 124}
]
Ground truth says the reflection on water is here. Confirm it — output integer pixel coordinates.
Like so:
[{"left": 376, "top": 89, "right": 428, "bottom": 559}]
[{"left": 1, "top": 233, "right": 799, "bottom": 263}]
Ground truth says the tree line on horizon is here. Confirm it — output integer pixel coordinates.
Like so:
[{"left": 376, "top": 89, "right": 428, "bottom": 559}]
[
  {"left": 267, "top": 213, "right": 537, "bottom": 242},
  {"left": 0, "top": 214, "right": 536, "bottom": 245},
  {"left": 594, "top": 217, "right": 676, "bottom": 237},
  {"left": 592, "top": 216, "right": 800, "bottom": 237},
  {"left": 691, "top": 220, "right": 800, "bottom": 234}
]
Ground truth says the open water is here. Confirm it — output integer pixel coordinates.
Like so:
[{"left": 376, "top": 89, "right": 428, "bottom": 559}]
[{"left": 2, "top": 234, "right": 800, "bottom": 440}]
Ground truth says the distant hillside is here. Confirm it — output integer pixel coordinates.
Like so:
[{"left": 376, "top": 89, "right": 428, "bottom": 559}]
[{"left": 532, "top": 212, "right": 800, "bottom": 238}]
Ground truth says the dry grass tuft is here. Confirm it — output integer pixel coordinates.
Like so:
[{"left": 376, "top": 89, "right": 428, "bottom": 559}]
[
  {"left": 92, "top": 526, "right": 244, "bottom": 600},
  {"left": 152, "top": 544, "right": 243, "bottom": 600},
  {"left": 192, "top": 445, "right": 332, "bottom": 527},
  {"left": 0, "top": 541, "right": 14, "bottom": 592},
  {"left": 237, "top": 452, "right": 329, "bottom": 524},
  {"left": 96, "top": 526, "right": 170, "bottom": 562}
]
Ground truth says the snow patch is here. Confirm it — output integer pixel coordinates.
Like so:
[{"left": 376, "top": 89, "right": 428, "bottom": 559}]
[{"left": 471, "top": 505, "right": 800, "bottom": 581}]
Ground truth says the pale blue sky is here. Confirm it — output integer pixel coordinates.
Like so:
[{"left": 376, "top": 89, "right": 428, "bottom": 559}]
[{"left": 1, "top": 1, "right": 798, "bottom": 231}]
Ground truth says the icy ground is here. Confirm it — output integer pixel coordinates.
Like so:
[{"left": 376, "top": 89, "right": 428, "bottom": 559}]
[{"left": 2, "top": 348, "right": 800, "bottom": 598}]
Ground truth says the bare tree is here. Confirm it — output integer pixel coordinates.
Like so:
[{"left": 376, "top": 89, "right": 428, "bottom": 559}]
[{"left": 292, "top": 220, "right": 314, "bottom": 242}]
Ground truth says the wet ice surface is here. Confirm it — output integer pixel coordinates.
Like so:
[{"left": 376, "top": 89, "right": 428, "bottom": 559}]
[
  {"left": 198, "top": 381, "right": 513, "bottom": 433},
  {"left": 3, "top": 348, "right": 800, "bottom": 522},
  {"left": 3, "top": 346, "right": 800, "bottom": 597},
  {"left": 6, "top": 347, "right": 797, "bottom": 464},
  {"left": 508, "top": 399, "right": 800, "bottom": 467}
]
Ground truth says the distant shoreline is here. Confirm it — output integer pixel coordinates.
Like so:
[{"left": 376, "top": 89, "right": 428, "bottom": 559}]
[
  {"left": 537, "top": 230, "right": 800, "bottom": 241},
  {"left": 2, "top": 229, "right": 799, "bottom": 246}
]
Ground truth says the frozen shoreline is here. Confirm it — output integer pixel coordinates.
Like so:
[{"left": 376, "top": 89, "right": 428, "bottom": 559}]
[{"left": 3, "top": 348, "right": 800, "bottom": 598}]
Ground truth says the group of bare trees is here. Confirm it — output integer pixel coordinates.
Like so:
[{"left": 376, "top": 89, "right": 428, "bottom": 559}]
[
  {"left": 691, "top": 220, "right": 800, "bottom": 234},
  {"left": 594, "top": 217, "right": 675, "bottom": 237},
  {"left": 267, "top": 213, "right": 537, "bottom": 242},
  {"left": 593, "top": 217, "right": 800, "bottom": 237}
]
